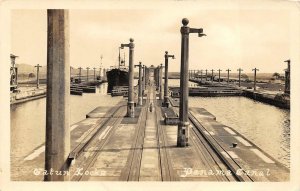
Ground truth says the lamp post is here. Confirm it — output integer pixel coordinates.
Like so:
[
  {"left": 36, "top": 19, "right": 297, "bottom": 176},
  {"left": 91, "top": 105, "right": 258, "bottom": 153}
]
[
  {"left": 159, "top": 64, "right": 164, "bottom": 100},
  {"left": 237, "top": 68, "right": 243, "bottom": 87},
  {"left": 217, "top": 69, "right": 222, "bottom": 83},
  {"left": 78, "top": 67, "right": 82, "bottom": 83},
  {"left": 252, "top": 68, "right": 259, "bottom": 91},
  {"left": 86, "top": 67, "right": 90, "bottom": 82},
  {"left": 284, "top": 60, "right": 290, "bottom": 94},
  {"left": 121, "top": 38, "right": 135, "bottom": 118},
  {"left": 226, "top": 69, "right": 231, "bottom": 84},
  {"left": 35, "top": 64, "right": 42, "bottom": 89},
  {"left": 211, "top": 69, "right": 214, "bottom": 83},
  {"left": 134, "top": 62, "right": 143, "bottom": 106},
  {"left": 177, "top": 18, "right": 206, "bottom": 147},
  {"left": 164, "top": 51, "right": 175, "bottom": 107}
]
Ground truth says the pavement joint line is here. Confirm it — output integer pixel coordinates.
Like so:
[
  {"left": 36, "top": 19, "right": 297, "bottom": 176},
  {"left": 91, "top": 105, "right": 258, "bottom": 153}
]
[
  {"left": 224, "top": 127, "right": 236, "bottom": 135},
  {"left": 250, "top": 148, "right": 275, "bottom": 163},
  {"left": 234, "top": 136, "right": 252, "bottom": 147},
  {"left": 220, "top": 151, "right": 230, "bottom": 159},
  {"left": 24, "top": 145, "right": 45, "bottom": 161},
  {"left": 71, "top": 124, "right": 79, "bottom": 131},
  {"left": 76, "top": 127, "right": 94, "bottom": 143},
  {"left": 98, "top": 126, "right": 113, "bottom": 140},
  {"left": 227, "top": 151, "right": 239, "bottom": 159}
]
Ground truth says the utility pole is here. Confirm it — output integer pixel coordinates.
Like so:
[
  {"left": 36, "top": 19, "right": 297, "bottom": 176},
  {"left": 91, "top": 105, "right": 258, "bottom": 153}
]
[
  {"left": 252, "top": 68, "right": 259, "bottom": 91},
  {"left": 121, "top": 38, "right": 135, "bottom": 118},
  {"left": 45, "top": 9, "right": 70, "bottom": 181},
  {"left": 35, "top": 64, "right": 42, "bottom": 89},
  {"left": 78, "top": 67, "right": 82, "bottom": 83},
  {"left": 134, "top": 62, "right": 143, "bottom": 106},
  {"left": 86, "top": 67, "right": 90, "bottom": 82},
  {"left": 237, "top": 68, "right": 243, "bottom": 87},
  {"left": 226, "top": 69, "right": 231, "bottom": 84},
  {"left": 217, "top": 69, "right": 222, "bottom": 83},
  {"left": 99, "top": 55, "right": 103, "bottom": 79},
  {"left": 178, "top": 18, "right": 206, "bottom": 147},
  {"left": 164, "top": 51, "right": 175, "bottom": 107}
]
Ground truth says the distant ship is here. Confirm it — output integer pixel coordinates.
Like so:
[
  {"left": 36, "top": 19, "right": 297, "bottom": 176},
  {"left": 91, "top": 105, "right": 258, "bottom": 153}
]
[{"left": 106, "top": 48, "right": 129, "bottom": 93}]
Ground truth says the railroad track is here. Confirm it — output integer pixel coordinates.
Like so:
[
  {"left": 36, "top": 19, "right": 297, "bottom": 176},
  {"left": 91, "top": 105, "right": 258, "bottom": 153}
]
[
  {"left": 70, "top": 104, "right": 127, "bottom": 181},
  {"left": 188, "top": 112, "right": 254, "bottom": 182}
]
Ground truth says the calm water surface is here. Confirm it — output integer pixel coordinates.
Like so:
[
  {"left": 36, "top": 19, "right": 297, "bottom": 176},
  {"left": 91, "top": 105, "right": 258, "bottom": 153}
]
[{"left": 10, "top": 79, "right": 290, "bottom": 169}]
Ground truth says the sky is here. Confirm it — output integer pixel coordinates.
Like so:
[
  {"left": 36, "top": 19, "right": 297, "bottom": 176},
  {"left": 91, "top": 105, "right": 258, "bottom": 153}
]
[{"left": 10, "top": 0, "right": 300, "bottom": 73}]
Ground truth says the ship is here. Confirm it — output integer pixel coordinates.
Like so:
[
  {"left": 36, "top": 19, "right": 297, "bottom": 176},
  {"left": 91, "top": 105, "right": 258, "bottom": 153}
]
[{"left": 106, "top": 48, "right": 129, "bottom": 93}]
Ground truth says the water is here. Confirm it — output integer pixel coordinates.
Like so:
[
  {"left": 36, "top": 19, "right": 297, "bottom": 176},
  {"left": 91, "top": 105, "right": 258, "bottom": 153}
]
[
  {"left": 10, "top": 79, "right": 290, "bottom": 169},
  {"left": 10, "top": 82, "right": 123, "bottom": 163}
]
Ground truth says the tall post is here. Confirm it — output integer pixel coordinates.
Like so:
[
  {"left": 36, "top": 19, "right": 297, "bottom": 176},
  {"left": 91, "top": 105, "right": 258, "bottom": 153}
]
[
  {"left": 205, "top": 69, "right": 208, "bottom": 81},
  {"left": 164, "top": 51, "right": 175, "bottom": 107},
  {"left": 200, "top": 70, "right": 203, "bottom": 82},
  {"left": 134, "top": 62, "right": 143, "bottom": 106},
  {"left": 121, "top": 38, "right": 135, "bottom": 118},
  {"left": 45, "top": 9, "right": 70, "bottom": 181},
  {"left": 178, "top": 18, "right": 205, "bottom": 147},
  {"left": 237, "top": 68, "right": 243, "bottom": 87},
  {"left": 93, "top": 67, "right": 96, "bottom": 81},
  {"left": 211, "top": 69, "right": 214, "bottom": 83},
  {"left": 35, "top": 64, "right": 42, "bottom": 89},
  {"left": 159, "top": 64, "right": 164, "bottom": 100},
  {"left": 142, "top": 65, "right": 145, "bottom": 94},
  {"left": 78, "top": 67, "right": 82, "bottom": 83},
  {"left": 284, "top": 60, "right": 290, "bottom": 94},
  {"left": 252, "top": 68, "right": 259, "bottom": 91},
  {"left": 226, "top": 69, "right": 231, "bottom": 84},
  {"left": 86, "top": 67, "right": 90, "bottom": 82},
  {"left": 218, "top": 69, "right": 222, "bottom": 83}
]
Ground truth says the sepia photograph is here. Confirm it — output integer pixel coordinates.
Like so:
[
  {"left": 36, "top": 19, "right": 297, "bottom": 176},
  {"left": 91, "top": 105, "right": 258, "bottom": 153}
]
[{"left": 1, "top": 0, "right": 300, "bottom": 190}]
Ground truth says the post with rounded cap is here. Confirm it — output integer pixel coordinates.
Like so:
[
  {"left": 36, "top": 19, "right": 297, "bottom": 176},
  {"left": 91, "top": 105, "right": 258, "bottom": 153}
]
[
  {"left": 164, "top": 51, "right": 175, "bottom": 107},
  {"left": 252, "top": 68, "right": 259, "bottom": 91},
  {"left": 45, "top": 9, "right": 70, "bottom": 181},
  {"left": 237, "top": 68, "right": 243, "bottom": 87},
  {"left": 178, "top": 18, "right": 206, "bottom": 147},
  {"left": 121, "top": 38, "right": 135, "bottom": 117},
  {"left": 134, "top": 62, "right": 143, "bottom": 106}
]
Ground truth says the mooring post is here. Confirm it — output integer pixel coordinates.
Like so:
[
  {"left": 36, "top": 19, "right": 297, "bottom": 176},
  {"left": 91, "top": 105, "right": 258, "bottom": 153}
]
[
  {"left": 237, "top": 68, "right": 243, "bottom": 87},
  {"left": 284, "top": 60, "right": 290, "bottom": 94},
  {"left": 164, "top": 51, "right": 175, "bottom": 107},
  {"left": 86, "top": 67, "right": 90, "bottom": 82},
  {"left": 134, "top": 62, "right": 143, "bottom": 106},
  {"left": 45, "top": 9, "right": 70, "bottom": 181},
  {"left": 178, "top": 18, "right": 206, "bottom": 147},
  {"left": 226, "top": 69, "right": 231, "bottom": 84},
  {"left": 217, "top": 69, "right": 222, "bottom": 83},
  {"left": 35, "top": 64, "right": 42, "bottom": 89},
  {"left": 252, "top": 68, "right": 259, "bottom": 91},
  {"left": 121, "top": 38, "right": 135, "bottom": 118}
]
